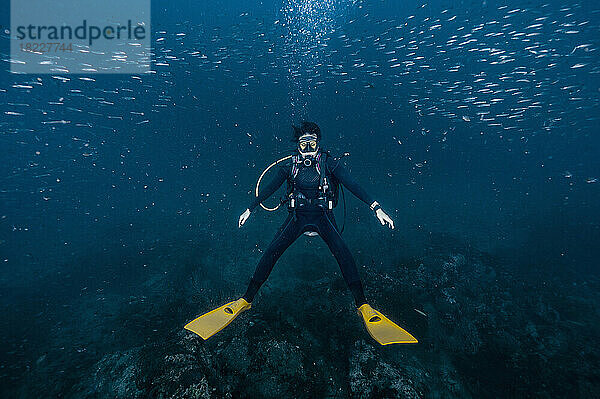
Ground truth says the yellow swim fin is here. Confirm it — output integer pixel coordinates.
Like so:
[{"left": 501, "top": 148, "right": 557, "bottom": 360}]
[
  {"left": 358, "top": 304, "right": 418, "bottom": 345},
  {"left": 184, "top": 298, "right": 251, "bottom": 340}
]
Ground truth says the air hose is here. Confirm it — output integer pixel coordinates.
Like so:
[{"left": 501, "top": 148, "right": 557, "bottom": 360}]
[{"left": 255, "top": 155, "right": 292, "bottom": 211}]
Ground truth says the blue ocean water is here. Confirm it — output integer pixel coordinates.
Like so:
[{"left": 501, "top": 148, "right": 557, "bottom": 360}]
[{"left": 0, "top": 0, "right": 599, "bottom": 397}]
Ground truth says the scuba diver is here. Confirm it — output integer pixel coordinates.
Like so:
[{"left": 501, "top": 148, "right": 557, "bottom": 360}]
[{"left": 185, "top": 122, "right": 417, "bottom": 345}]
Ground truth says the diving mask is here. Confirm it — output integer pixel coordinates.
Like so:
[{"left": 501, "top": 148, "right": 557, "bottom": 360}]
[{"left": 298, "top": 133, "right": 319, "bottom": 157}]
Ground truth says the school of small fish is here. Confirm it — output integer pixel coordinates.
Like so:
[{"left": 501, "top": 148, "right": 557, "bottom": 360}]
[{"left": 0, "top": 1, "right": 598, "bottom": 201}]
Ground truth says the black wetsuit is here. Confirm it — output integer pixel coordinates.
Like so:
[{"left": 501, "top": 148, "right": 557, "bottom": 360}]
[{"left": 243, "top": 151, "right": 375, "bottom": 307}]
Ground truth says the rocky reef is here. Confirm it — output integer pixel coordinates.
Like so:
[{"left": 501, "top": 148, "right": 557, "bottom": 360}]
[{"left": 6, "top": 234, "right": 599, "bottom": 398}]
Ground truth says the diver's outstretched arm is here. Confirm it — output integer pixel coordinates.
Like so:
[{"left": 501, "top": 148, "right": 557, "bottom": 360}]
[
  {"left": 239, "top": 163, "right": 288, "bottom": 228},
  {"left": 329, "top": 159, "right": 395, "bottom": 230}
]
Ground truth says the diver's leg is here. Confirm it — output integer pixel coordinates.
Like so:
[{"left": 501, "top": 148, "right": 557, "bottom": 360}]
[
  {"left": 243, "top": 213, "right": 301, "bottom": 302},
  {"left": 317, "top": 212, "right": 367, "bottom": 306}
]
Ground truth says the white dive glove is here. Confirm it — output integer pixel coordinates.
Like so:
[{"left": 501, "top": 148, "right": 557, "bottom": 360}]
[
  {"left": 370, "top": 201, "right": 395, "bottom": 230},
  {"left": 238, "top": 208, "right": 251, "bottom": 228}
]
